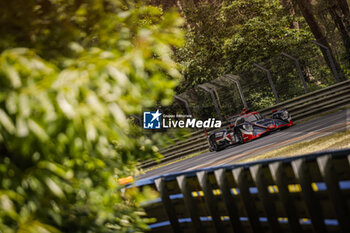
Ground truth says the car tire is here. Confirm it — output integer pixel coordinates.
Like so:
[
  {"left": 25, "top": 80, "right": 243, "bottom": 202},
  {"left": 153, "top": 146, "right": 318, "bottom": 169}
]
[{"left": 209, "top": 142, "right": 219, "bottom": 152}]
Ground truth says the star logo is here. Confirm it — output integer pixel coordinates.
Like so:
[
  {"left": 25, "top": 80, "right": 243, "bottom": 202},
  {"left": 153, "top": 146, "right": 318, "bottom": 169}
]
[
  {"left": 143, "top": 110, "right": 162, "bottom": 129},
  {"left": 150, "top": 110, "right": 161, "bottom": 122}
]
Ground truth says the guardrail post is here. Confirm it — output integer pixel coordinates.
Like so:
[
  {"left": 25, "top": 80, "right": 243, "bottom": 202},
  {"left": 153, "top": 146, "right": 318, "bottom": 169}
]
[
  {"left": 197, "top": 171, "right": 224, "bottom": 233},
  {"left": 198, "top": 84, "right": 224, "bottom": 121},
  {"left": 223, "top": 74, "right": 248, "bottom": 109},
  {"left": 281, "top": 52, "right": 309, "bottom": 93},
  {"left": 253, "top": 63, "right": 280, "bottom": 103},
  {"left": 232, "top": 167, "right": 264, "bottom": 232},
  {"left": 214, "top": 169, "right": 245, "bottom": 233},
  {"left": 291, "top": 159, "right": 327, "bottom": 233},
  {"left": 176, "top": 175, "right": 205, "bottom": 233},
  {"left": 174, "top": 95, "right": 192, "bottom": 116},
  {"left": 312, "top": 40, "right": 340, "bottom": 82},
  {"left": 155, "top": 178, "right": 183, "bottom": 233},
  {"left": 206, "top": 84, "right": 223, "bottom": 109},
  {"left": 250, "top": 165, "right": 282, "bottom": 233},
  {"left": 269, "top": 162, "right": 303, "bottom": 233},
  {"left": 317, "top": 156, "right": 350, "bottom": 233}
]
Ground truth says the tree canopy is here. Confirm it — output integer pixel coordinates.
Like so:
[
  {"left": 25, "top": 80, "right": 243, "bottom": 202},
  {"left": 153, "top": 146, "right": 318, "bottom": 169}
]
[{"left": 157, "top": 0, "right": 350, "bottom": 116}]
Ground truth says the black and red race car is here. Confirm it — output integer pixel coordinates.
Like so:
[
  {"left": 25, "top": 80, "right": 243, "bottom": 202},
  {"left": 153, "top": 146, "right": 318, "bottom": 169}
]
[{"left": 208, "top": 109, "right": 293, "bottom": 151}]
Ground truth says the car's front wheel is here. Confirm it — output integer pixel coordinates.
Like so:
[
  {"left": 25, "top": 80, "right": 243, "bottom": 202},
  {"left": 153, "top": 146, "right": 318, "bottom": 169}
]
[{"left": 209, "top": 141, "right": 218, "bottom": 152}]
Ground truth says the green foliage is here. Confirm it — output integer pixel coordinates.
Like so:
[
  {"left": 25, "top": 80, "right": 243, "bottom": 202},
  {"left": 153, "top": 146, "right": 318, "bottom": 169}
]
[
  {"left": 172, "top": 0, "right": 339, "bottom": 117},
  {"left": 0, "top": 0, "right": 183, "bottom": 232},
  {"left": 176, "top": 0, "right": 312, "bottom": 88},
  {"left": 221, "top": 0, "right": 313, "bottom": 71},
  {"left": 170, "top": 0, "right": 309, "bottom": 117},
  {"left": 175, "top": 1, "right": 227, "bottom": 89}
]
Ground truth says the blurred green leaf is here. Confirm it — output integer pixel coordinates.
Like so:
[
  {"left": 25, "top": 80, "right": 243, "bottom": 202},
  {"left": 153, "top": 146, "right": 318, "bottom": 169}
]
[{"left": 0, "top": 0, "right": 183, "bottom": 232}]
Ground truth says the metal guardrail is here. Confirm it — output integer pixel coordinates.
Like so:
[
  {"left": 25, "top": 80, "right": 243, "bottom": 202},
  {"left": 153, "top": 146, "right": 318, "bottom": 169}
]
[
  {"left": 139, "top": 79, "right": 350, "bottom": 169},
  {"left": 129, "top": 149, "right": 350, "bottom": 233}
]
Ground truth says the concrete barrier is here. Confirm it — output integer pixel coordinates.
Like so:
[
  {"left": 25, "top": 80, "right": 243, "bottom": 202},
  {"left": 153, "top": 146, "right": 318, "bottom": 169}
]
[{"left": 129, "top": 149, "right": 350, "bottom": 233}]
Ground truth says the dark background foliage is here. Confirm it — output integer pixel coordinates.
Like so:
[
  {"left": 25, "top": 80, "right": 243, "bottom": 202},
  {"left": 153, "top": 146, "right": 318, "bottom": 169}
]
[{"left": 153, "top": 0, "right": 350, "bottom": 119}]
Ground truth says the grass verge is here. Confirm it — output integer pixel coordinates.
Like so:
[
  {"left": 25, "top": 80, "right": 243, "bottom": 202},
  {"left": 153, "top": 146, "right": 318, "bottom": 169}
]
[
  {"left": 295, "top": 105, "right": 350, "bottom": 124},
  {"left": 237, "top": 129, "right": 350, "bottom": 163}
]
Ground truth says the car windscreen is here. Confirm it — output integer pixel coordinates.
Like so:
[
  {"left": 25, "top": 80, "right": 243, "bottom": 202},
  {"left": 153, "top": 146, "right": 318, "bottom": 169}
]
[
  {"left": 244, "top": 113, "right": 263, "bottom": 122},
  {"left": 214, "top": 131, "right": 225, "bottom": 138}
]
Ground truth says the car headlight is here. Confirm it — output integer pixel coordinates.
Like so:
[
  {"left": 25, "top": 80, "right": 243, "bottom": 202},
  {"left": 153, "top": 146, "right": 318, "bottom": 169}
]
[
  {"left": 281, "top": 111, "right": 289, "bottom": 120},
  {"left": 243, "top": 124, "right": 253, "bottom": 131}
]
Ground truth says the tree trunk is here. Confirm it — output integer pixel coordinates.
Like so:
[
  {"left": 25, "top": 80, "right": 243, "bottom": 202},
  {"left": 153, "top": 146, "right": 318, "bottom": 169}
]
[
  {"left": 281, "top": 0, "right": 299, "bottom": 29},
  {"left": 337, "top": 0, "right": 350, "bottom": 18},
  {"left": 326, "top": 0, "right": 350, "bottom": 67},
  {"left": 293, "top": 0, "right": 343, "bottom": 81},
  {"left": 176, "top": 0, "right": 192, "bottom": 30},
  {"left": 302, "top": 65, "right": 321, "bottom": 84}
]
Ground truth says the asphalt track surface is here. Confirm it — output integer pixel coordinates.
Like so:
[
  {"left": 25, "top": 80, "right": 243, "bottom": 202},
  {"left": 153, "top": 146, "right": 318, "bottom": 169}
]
[{"left": 138, "top": 109, "right": 350, "bottom": 180}]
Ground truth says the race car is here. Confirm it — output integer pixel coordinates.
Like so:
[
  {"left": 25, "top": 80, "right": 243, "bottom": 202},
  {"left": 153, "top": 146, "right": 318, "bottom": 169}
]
[{"left": 207, "top": 109, "right": 293, "bottom": 151}]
